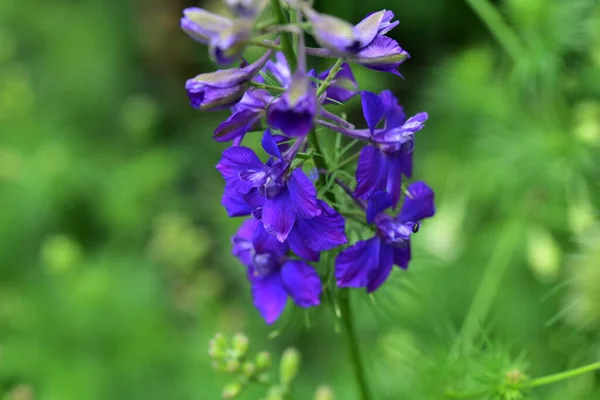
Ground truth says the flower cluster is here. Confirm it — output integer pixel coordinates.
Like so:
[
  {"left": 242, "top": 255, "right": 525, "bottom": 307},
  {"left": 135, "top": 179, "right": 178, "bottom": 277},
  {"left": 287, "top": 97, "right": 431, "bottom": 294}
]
[{"left": 181, "top": 0, "right": 435, "bottom": 323}]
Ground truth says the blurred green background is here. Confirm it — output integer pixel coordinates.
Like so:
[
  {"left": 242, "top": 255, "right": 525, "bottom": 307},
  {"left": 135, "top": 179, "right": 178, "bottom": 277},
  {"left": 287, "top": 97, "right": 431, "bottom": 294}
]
[{"left": 1, "top": 0, "right": 599, "bottom": 398}]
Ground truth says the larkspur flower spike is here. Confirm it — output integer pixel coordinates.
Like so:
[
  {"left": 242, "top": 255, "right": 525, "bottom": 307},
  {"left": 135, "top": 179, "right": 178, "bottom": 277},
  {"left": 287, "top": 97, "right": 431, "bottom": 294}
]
[{"left": 182, "top": 0, "right": 433, "bottom": 323}]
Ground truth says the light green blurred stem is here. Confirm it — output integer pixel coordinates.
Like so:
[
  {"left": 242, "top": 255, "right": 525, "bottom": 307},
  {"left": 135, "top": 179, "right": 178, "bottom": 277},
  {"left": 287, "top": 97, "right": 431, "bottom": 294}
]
[
  {"left": 339, "top": 290, "right": 372, "bottom": 400},
  {"left": 524, "top": 362, "right": 600, "bottom": 388},
  {"left": 466, "top": 0, "right": 524, "bottom": 61},
  {"left": 453, "top": 223, "right": 521, "bottom": 356},
  {"left": 270, "top": 0, "right": 296, "bottom": 70}
]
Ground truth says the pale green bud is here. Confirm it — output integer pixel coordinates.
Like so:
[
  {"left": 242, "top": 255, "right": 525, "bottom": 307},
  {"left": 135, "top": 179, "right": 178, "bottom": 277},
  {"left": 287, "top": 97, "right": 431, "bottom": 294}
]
[
  {"left": 225, "top": 359, "right": 241, "bottom": 373},
  {"left": 255, "top": 351, "right": 272, "bottom": 370},
  {"left": 241, "top": 361, "right": 256, "bottom": 378},
  {"left": 231, "top": 333, "right": 249, "bottom": 358},
  {"left": 314, "top": 385, "right": 335, "bottom": 400},
  {"left": 279, "top": 348, "right": 301, "bottom": 386},
  {"left": 265, "top": 386, "right": 285, "bottom": 400},
  {"left": 222, "top": 382, "right": 242, "bottom": 399},
  {"left": 526, "top": 227, "right": 561, "bottom": 283},
  {"left": 208, "top": 333, "right": 228, "bottom": 360}
]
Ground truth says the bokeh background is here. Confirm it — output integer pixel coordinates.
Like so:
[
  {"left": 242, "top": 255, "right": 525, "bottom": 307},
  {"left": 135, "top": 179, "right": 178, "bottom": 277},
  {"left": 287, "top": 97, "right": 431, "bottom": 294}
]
[{"left": 1, "top": 0, "right": 600, "bottom": 398}]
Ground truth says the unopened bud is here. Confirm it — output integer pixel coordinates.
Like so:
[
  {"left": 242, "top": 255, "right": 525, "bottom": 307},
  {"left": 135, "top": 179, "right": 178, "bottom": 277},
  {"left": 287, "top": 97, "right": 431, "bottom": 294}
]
[
  {"left": 241, "top": 361, "right": 256, "bottom": 378},
  {"left": 231, "top": 333, "right": 249, "bottom": 358},
  {"left": 257, "top": 372, "right": 270, "bottom": 383},
  {"left": 255, "top": 351, "right": 272, "bottom": 370},
  {"left": 314, "top": 385, "right": 335, "bottom": 400},
  {"left": 265, "top": 386, "right": 285, "bottom": 400},
  {"left": 279, "top": 348, "right": 301, "bottom": 386},
  {"left": 505, "top": 369, "right": 526, "bottom": 385},
  {"left": 222, "top": 382, "right": 242, "bottom": 399},
  {"left": 209, "top": 333, "right": 228, "bottom": 360},
  {"left": 225, "top": 359, "right": 241, "bottom": 373}
]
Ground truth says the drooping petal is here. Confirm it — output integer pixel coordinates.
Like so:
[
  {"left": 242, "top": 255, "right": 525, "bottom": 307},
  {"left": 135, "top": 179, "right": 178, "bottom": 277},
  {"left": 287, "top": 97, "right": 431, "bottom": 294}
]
[
  {"left": 401, "top": 142, "right": 413, "bottom": 178},
  {"left": 360, "top": 91, "right": 385, "bottom": 133},
  {"left": 366, "top": 191, "right": 392, "bottom": 224},
  {"left": 399, "top": 181, "right": 435, "bottom": 222},
  {"left": 318, "top": 62, "right": 358, "bottom": 104},
  {"left": 351, "top": 36, "right": 410, "bottom": 75},
  {"left": 335, "top": 237, "right": 381, "bottom": 288},
  {"left": 354, "top": 145, "right": 386, "bottom": 199},
  {"left": 222, "top": 185, "right": 253, "bottom": 217},
  {"left": 216, "top": 146, "right": 267, "bottom": 194},
  {"left": 214, "top": 108, "right": 262, "bottom": 142},
  {"left": 251, "top": 273, "right": 288, "bottom": 324},
  {"left": 366, "top": 241, "right": 394, "bottom": 292},
  {"left": 292, "top": 200, "right": 347, "bottom": 251},
  {"left": 261, "top": 129, "right": 283, "bottom": 160},
  {"left": 232, "top": 218, "right": 260, "bottom": 266},
  {"left": 281, "top": 260, "right": 322, "bottom": 307},
  {"left": 394, "top": 242, "right": 411, "bottom": 269},
  {"left": 253, "top": 222, "right": 288, "bottom": 257},
  {"left": 287, "top": 169, "right": 321, "bottom": 218}
]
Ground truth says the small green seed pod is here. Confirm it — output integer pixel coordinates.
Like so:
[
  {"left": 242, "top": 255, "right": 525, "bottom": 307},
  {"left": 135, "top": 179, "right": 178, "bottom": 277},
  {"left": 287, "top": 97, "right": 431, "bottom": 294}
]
[
  {"left": 222, "top": 382, "right": 242, "bottom": 399},
  {"left": 279, "top": 348, "right": 301, "bottom": 386},
  {"left": 255, "top": 351, "right": 272, "bottom": 370},
  {"left": 231, "top": 333, "right": 249, "bottom": 358}
]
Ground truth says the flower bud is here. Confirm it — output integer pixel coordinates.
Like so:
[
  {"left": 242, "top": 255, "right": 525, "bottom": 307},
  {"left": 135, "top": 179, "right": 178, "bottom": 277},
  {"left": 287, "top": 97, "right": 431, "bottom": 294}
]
[
  {"left": 181, "top": 8, "right": 232, "bottom": 44},
  {"left": 225, "top": 359, "right": 241, "bottom": 373},
  {"left": 314, "top": 385, "right": 335, "bottom": 400},
  {"left": 208, "top": 333, "right": 228, "bottom": 360},
  {"left": 255, "top": 351, "right": 272, "bottom": 370},
  {"left": 222, "top": 382, "right": 242, "bottom": 399},
  {"left": 265, "top": 386, "right": 285, "bottom": 400},
  {"left": 186, "top": 50, "right": 272, "bottom": 111},
  {"left": 231, "top": 333, "right": 249, "bottom": 358},
  {"left": 241, "top": 361, "right": 257, "bottom": 378},
  {"left": 225, "top": 0, "right": 265, "bottom": 18},
  {"left": 279, "top": 348, "right": 301, "bottom": 386},
  {"left": 526, "top": 227, "right": 561, "bottom": 283}
]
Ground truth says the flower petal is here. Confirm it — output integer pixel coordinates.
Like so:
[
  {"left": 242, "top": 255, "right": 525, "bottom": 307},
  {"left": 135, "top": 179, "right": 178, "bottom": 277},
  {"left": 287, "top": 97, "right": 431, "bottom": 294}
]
[
  {"left": 262, "top": 190, "right": 297, "bottom": 242},
  {"left": 394, "top": 242, "right": 411, "bottom": 269},
  {"left": 253, "top": 222, "right": 288, "bottom": 257},
  {"left": 366, "top": 191, "right": 392, "bottom": 224},
  {"left": 379, "top": 90, "right": 406, "bottom": 129},
  {"left": 319, "top": 62, "right": 358, "bottom": 104},
  {"left": 292, "top": 200, "right": 347, "bottom": 251},
  {"left": 281, "top": 260, "right": 322, "bottom": 307},
  {"left": 287, "top": 169, "right": 321, "bottom": 218},
  {"left": 353, "top": 10, "right": 389, "bottom": 48},
  {"left": 383, "top": 151, "right": 405, "bottom": 208},
  {"left": 216, "top": 146, "right": 267, "bottom": 194},
  {"left": 304, "top": 8, "right": 359, "bottom": 54},
  {"left": 366, "top": 241, "right": 394, "bottom": 292},
  {"left": 399, "top": 181, "right": 435, "bottom": 222},
  {"left": 360, "top": 91, "right": 385, "bottom": 133},
  {"left": 214, "top": 108, "right": 262, "bottom": 142},
  {"left": 251, "top": 273, "right": 288, "bottom": 324},
  {"left": 287, "top": 227, "right": 321, "bottom": 261},
  {"left": 261, "top": 129, "right": 283, "bottom": 160},
  {"left": 232, "top": 218, "right": 259, "bottom": 266},
  {"left": 222, "top": 185, "right": 253, "bottom": 217},
  {"left": 181, "top": 8, "right": 231, "bottom": 44},
  {"left": 354, "top": 145, "right": 386, "bottom": 199},
  {"left": 352, "top": 36, "right": 409, "bottom": 75},
  {"left": 335, "top": 237, "right": 381, "bottom": 288}
]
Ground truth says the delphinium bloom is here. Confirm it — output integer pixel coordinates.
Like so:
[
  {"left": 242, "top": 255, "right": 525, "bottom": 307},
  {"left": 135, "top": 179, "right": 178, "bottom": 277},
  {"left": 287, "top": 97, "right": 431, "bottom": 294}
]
[
  {"left": 214, "top": 53, "right": 358, "bottom": 143},
  {"left": 336, "top": 182, "right": 435, "bottom": 292},
  {"left": 303, "top": 9, "right": 409, "bottom": 74},
  {"left": 181, "top": 0, "right": 433, "bottom": 329},
  {"left": 320, "top": 90, "right": 428, "bottom": 207},
  {"left": 233, "top": 218, "right": 322, "bottom": 323}
]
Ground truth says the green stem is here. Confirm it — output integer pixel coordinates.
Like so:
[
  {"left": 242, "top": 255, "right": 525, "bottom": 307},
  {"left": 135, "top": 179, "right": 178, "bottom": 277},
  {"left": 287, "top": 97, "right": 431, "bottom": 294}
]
[
  {"left": 339, "top": 290, "right": 372, "bottom": 400},
  {"left": 453, "top": 222, "right": 521, "bottom": 356},
  {"left": 316, "top": 58, "right": 344, "bottom": 97},
  {"left": 524, "top": 362, "right": 600, "bottom": 388},
  {"left": 248, "top": 39, "right": 282, "bottom": 51},
  {"left": 270, "top": 0, "right": 296, "bottom": 70},
  {"left": 466, "top": 0, "right": 525, "bottom": 61},
  {"left": 249, "top": 82, "right": 285, "bottom": 92}
]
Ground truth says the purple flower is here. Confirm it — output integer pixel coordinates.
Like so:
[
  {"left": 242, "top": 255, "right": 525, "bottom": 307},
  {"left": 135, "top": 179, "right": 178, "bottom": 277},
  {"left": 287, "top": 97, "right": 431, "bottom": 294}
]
[
  {"left": 320, "top": 90, "right": 427, "bottom": 207},
  {"left": 216, "top": 130, "right": 321, "bottom": 241},
  {"left": 233, "top": 218, "right": 322, "bottom": 324},
  {"left": 185, "top": 50, "right": 272, "bottom": 111},
  {"left": 267, "top": 70, "right": 317, "bottom": 137},
  {"left": 335, "top": 182, "right": 435, "bottom": 292},
  {"left": 224, "top": 0, "right": 265, "bottom": 18},
  {"left": 213, "top": 89, "right": 272, "bottom": 142},
  {"left": 181, "top": 8, "right": 252, "bottom": 65},
  {"left": 316, "top": 62, "right": 358, "bottom": 104},
  {"left": 304, "top": 9, "right": 409, "bottom": 74}
]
